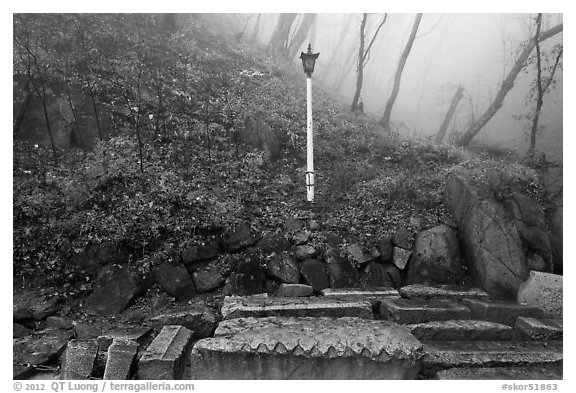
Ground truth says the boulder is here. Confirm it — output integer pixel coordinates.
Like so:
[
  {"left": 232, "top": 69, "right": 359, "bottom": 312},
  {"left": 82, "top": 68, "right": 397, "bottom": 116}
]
[
  {"left": 346, "top": 243, "right": 372, "bottom": 266},
  {"left": 392, "top": 247, "right": 411, "bottom": 270},
  {"left": 504, "top": 192, "right": 548, "bottom": 230},
  {"left": 181, "top": 242, "right": 219, "bottom": 265},
  {"left": 291, "top": 231, "right": 310, "bottom": 245},
  {"left": 237, "top": 112, "right": 282, "bottom": 161},
  {"left": 300, "top": 259, "right": 330, "bottom": 293},
  {"left": 220, "top": 222, "right": 257, "bottom": 252},
  {"left": 275, "top": 284, "right": 313, "bottom": 297},
  {"left": 227, "top": 252, "right": 266, "bottom": 296},
  {"left": 393, "top": 227, "right": 414, "bottom": 250},
  {"left": 324, "top": 248, "right": 359, "bottom": 288},
  {"left": 266, "top": 251, "right": 300, "bottom": 284},
  {"left": 517, "top": 271, "right": 562, "bottom": 319},
  {"left": 443, "top": 175, "right": 529, "bottom": 299},
  {"left": 514, "top": 222, "right": 553, "bottom": 272},
  {"left": 152, "top": 263, "right": 196, "bottom": 301},
  {"left": 361, "top": 262, "right": 394, "bottom": 288},
  {"left": 13, "top": 329, "right": 73, "bottom": 379},
  {"left": 377, "top": 236, "right": 394, "bottom": 263},
  {"left": 13, "top": 323, "right": 32, "bottom": 338},
  {"left": 192, "top": 267, "right": 226, "bottom": 293},
  {"left": 284, "top": 217, "right": 304, "bottom": 232},
  {"left": 86, "top": 265, "right": 143, "bottom": 315},
  {"left": 71, "top": 242, "right": 130, "bottom": 275},
  {"left": 256, "top": 234, "right": 291, "bottom": 253},
  {"left": 406, "top": 225, "right": 462, "bottom": 285},
  {"left": 292, "top": 245, "right": 318, "bottom": 260}
]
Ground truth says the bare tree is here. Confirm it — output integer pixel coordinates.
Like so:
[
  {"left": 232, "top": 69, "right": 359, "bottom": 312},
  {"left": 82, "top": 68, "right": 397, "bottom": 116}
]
[
  {"left": 269, "top": 14, "right": 298, "bottom": 55},
  {"left": 456, "top": 21, "right": 563, "bottom": 147},
  {"left": 379, "top": 13, "right": 422, "bottom": 130},
  {"left": 251, "top": 14, "right": 262, "bottom": 41},
  {"left": 435, "top": 85, "right": 464, "bottom": 143},
  {"left": 287, "top": 14, "right": 316, "bottom": 59},
  {"left": 320, "top": 14, "right": 354, "bottom": 84},
  {"left": 351, "top": 14, "right": 387, "bottom": 112}
]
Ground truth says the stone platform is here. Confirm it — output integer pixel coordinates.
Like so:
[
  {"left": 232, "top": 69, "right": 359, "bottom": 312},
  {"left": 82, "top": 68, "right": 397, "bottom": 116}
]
[{"left": 380, "top": 298, "right": 471, "bottom": 324}]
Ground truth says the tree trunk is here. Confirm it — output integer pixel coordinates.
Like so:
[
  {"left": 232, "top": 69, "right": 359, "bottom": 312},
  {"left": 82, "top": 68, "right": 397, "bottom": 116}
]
[
  {"left": 351, "top": 14, "right": 368, "bottom": 112},
  {"left": 320, "top": 14, "right": 354, "bottom": 84},
  {"left": 456, "top": 22, "right": 563, "bottom": 147},
  {"left": 380, "top": 13, "right": 422, "bottom": 130},
  {"left": 269, "top": 13, "right": 297, "bottom": 55},
  {"left": 287, "top": 14, "right": 316, "bottom": 59},
  {"left": 335, "top": 46, "right": 357, "bottom": 92},
  {"left": 529, "top": 14, "right": 543, "bottom": 155},
  {"left": 13, "top": 83, "right": 32, "bottom": 139},
  {"left": 435, "top": 85, "right": 464, "bottom": 144},
  {"left": 251, "top": 14, "right": 261, "bottom": 41}
]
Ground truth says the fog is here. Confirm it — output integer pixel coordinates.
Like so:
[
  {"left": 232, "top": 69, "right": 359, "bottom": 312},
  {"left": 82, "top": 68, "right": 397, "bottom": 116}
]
[{"left": 237, "top": 13, "right": 563, "bottom": 162}]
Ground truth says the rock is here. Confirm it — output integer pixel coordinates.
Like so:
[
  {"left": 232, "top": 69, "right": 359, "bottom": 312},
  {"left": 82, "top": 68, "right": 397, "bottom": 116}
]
[
  {"left": 380, "top": 298, "right": 471, "bottom": 324},
  {"left": 46, "top": 316, "right": 73, "bottom": 330},
  {"left": 393, "top": 227, "right": 414, "bottom": 250},
  {"left": 322, "top": 231, "right": 344, "bottom": 248},
  {"left": 436, "top": 365, "right": 562, "bottom": 380},
  {"left": 227, "top": 252, "right": 266, "bottom": 296},
  {"left": 517, "top": 271, "right": 562, "bottom": 318},
  {"left": 13, "top": 304, "right": 32, "bottom": 322},
  {"left": 321, "top": 288, "right": 400, "bottom": 310},
  {"left": 514, "top": 317, "right": 563, "bottom": 341},
  {"left": 73, "top": 323, "right": 104, "bottom": 340},
  {"left": 70, "top": 242, "right": 130, "bottom": 275},
  {"left": 13, "top": 323, "right": 32, "bottom": 338},
  {"left": 86, "top": 265, "right": 143, "bottom": 316},
  {"left": 152, "top": 263, "right": 196, "bottom": 301},
  {"left": 406, "top": 320, "right": 513, "bottom": 341},
  {"left": 237, "top": 112, "right": 282, "bottom": 161},
  {"left": 103, "top": 338, "right": 138, "bottom": 380},
  {"left": 515, "top": 222, "right": 553, "bottom": 272},
  {"left": 300, "top": 259, "right": 329, "bottom": 293},
  {"left": 192, "top": 267, "right": 226, "bottom": 293},
  {"left": 292, "top": 245, "right": 317, "bottom": 260},
  {"left": 122, "top": 309, "right": 146, "bottom": 324},
  {"left": 382, "top": 264, "right": 403, "bottom": 288},
  {"left": 265, "top": 279, "right": 280, "bottom": 295},
  {"left": 30, "top": 298, "right": 58, "bottom": 321},
  {"left": 377, "top": 236, "right": 393, "bottom": 262},
  {"left": 97, "top": 327, "right": 152, "bottom": 351},
  {"left": 275, "top": 284, "right": 313, "bottom": 297},
  {"left": 409, "top": 216, "right": 424, "bottom": 231},
  {"left": 291, "top": 231, "right": 310, "bottom": 245},
  {"left": 462, "top": 299, "right": 542, "bottom": 326},
  {"left": 324, "top": 248, "right": 360, "bottom": 288},
  {"left": 60, "top": 339, "right": 98, "bottom": 380},
  {"left": 181, "top": 242, "right": 219, "bottom": 265},
  {"left": 346, "top": 243, "right": 372, "bottom": 266},
  {"left": 138, "top": 325, "right": 193, "bottom": 380},
  {"left": 504, "top": 192, "right": 548, "bottom": 230},
  {"left": 527, "top": 253, "right": 547, "bottom": 272},
  {"left": 284, "top": 217, "right": 304, "bottom": 232},
  {"left": 220, "top": 295, "right": 374, "bottom": 320},
  {"left": 266, "top": 251, "right": 300, "bottom": 284},
  {"left": 308, "top": 219, "right": 320, "bottom": 231},
  {"left": 392, "top": 247, "right": 411, "bottom": 270},
  {"left": 399, "top": 284, "right": 490, "bottom": 301},
  {"left": 361, "top": 262, "right": 394, "bottom": 288},
  {"left": 13, "top": 329, "right": 73, "bottom": 379},
  {"left": 406, "top": 225, "right": 462, "bottom": 285},
  {"left": 443, "top": 175, "right": 529, "bottom": 298},
  {"left": 191, "top": 317, "right": 424, "bottom": 379},
  {"left": 256, "top": 234, "right": 291, "bottom": 253},
  {"left": 220, "top": 222, "right": 256, "bottom": 252},
  {"left": 150, "top": 306, "right": 217, "bottom": 339}
]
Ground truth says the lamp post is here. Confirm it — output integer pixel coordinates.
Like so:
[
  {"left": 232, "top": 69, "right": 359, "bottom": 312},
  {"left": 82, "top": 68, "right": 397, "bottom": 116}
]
[{"left": 299, "top": 44, "right": 319, "bottom": 203}]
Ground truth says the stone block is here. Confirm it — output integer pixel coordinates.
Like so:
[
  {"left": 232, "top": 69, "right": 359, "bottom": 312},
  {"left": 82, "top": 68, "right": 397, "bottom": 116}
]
[
  {"left": 436, "top": 365, "right": 562, "bottom": 380},
  {"left": 275, "top": 284, "right": 313, "bottom": 297},
  {"left": 462, "top": 299, "right": 542, "bottom": 326},
  {"left": 103, "top": 338, "right": 139, "bottom": 380},
  {"left": 60, "top": 339, "right": 98, "bottom": 380},
  {"left": 514, "top": 317, "right": 563, "bottom": 341},
  {"left": 517, "top": 271, "right": 563, "bottom": 319},
  {"left": 97, "top": 327, "right": 152, "bottom": 351},
  {"left": 405, "top": 320, "right": 513, "bottom": 341},
  {"left": 150, "top": 307, "right": 217, "bottom": 339},
  {"left": 137, "top": 325, "right": 193, "bottom": 380},
  {"left": 380, "top": 298, "right": 470, "bottom": 324},
  {"left": 399, "top": 284, "right": 490, "bottom": 301}
]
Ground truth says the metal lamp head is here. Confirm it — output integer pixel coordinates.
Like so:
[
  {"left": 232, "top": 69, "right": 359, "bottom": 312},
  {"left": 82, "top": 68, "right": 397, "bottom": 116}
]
[{"left": 300, "top": 44, "right": 319, "bottom": 78}]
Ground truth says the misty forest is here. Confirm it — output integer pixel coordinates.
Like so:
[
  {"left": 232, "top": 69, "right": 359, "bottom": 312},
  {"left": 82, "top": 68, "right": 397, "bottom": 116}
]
[{"left": 13, "top": 14, "right": 563, "bottom": 381}]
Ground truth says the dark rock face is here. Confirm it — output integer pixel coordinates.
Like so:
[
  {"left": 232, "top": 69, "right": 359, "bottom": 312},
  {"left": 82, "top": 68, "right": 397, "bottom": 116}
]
[
  {"left": 346, "top": 243, "right": 372, "bottom": 266},
  {"left": 392, "top": 247, "right": 411, "bottom": 271},
  {"left": 266, "top": 251, "right": 300, "bottom": 284},
  {"left": 86, "top": 265, "right": 143, "bottom": 315},
  {"left": 256, "top": 234, "right": 291, "bottom": 253},
  {"left": 192, "top": 267, "right": 226, "bottom": 293},
  {"left": 292, "top": 245, "right": 317, "bottom": 260},
  {"left": 152, "top": 263, "right": 196, "bottom": 301},
  {"left": 70, "top": 242, "right": 131, "bottom": 275},
  {"left": 393, "top": 227, "right": 414, "bottom": 250},
  {"left": 324, "top": 248, "right": 360, "bottom": 288},
  {"left": 444, "top": 175, "right": 529, "bottom": 299},
  {"left": 504, "top": 192, "right": 548, "bottom": 230},
  {"left": 300, "top": 259, "right": 330, "bottom": 293},
  {"left": 406, "top": 225, "right": 462, "bottom": 286},
  {"left": 377, "top": 236, "right": 394, "bottom": 263},
  {"left": 181, "top": 242, "right": 219, "bottom": 265},
  {"left": 228, "top": 252, "right": 266, "bottom": 296},
  {"left": 220, "top": 222, "right": 257, "bottom": 252},
  {"left": 237, "top": 112, "right": 282, "bottom": 161},
  {"left": 361, "top": 262, "right": 394, "bottom": 288}
]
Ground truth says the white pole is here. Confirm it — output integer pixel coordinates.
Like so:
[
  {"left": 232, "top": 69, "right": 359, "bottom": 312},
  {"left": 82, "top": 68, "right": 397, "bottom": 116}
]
[{"left": 306, "top": 76, "right": 314, "bottom": 202}]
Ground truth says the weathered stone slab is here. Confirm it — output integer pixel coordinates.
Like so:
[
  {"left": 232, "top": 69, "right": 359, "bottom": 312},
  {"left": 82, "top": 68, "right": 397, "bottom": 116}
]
[
  {"left": 13, "top": 329, "right": 73, "bottom": 379},
  {"left": 405, "top": 320, "right": 513, "bottom": 341},
  {"left": 517, "top": 271, "right": 563, "bottom": 319},
  {"left": 150, "top": 307, "right": 217, "bottom": 338},
  {"left": 423, "top": 341, "right": 562, "bottom": 370},
  {"left": 275, "top": 284, "right": 313, "bottom": 297},
  {"left": 97, "top": 327, "right": 152, "bottom": 351},
  {"left": 60, "top": 339, "right": 98, "bottom": 380},
  {"left": 514, "top": 317, "right": 563, "bottom": 341},
  {"left": 138, "top": 325, "right": 193, "bottom": 380},
  {"left": 221, "top": 295, "right": 374, "bottom": 320},
  {"left": 380, "top": 299, "right": 470, "bottom": 324},
  {"left": 399, "top": 284, "right": 490, "bottom": 301},
  {"left": 436, "top": 365, "right": 562, "bottom": 380},
  {"left": 321, "top": 287, "right": 400, "bottom": 308},
  {"left": 462, "top": 299, "right": 542, "bottom": 326},
  {"left": 192, "top": 317, "right": 423, "bottom": 379},
  {"left": 103, "top": 338, "right": 138, "bottom": 380}
]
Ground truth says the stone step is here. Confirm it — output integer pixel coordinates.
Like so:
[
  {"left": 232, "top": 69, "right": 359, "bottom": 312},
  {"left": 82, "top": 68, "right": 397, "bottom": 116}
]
[
  {"left": 320, "top": 287, "right": 400, "bottom": 308},
  {"left": 380, "top": 298, "right": 470, "bottom": 324},
  {"left": 514, "top": 317, "right": 563, "bottom": 341},
  {"left": 405, "top": 320, "right": 513, "bottom": 341},
  {"left": 422, "top": 341, "right": 563, "bottom": 375},
  {"left": 462, "top": 299, "right": 543, "bottom": 326},
  {"left": 221, "top": 295, "right": 373, "bottom": 320},
  {"left": 59, "top": 339, "right": 98, "bottom": 380},
  {"left": 399, "top": 284, "right": 490, "bottom": 301},
  {"left": 137, "top": 325, "right": 193, "bottom": 380},
  {"left": 103, "top": 338, "right": 138, "bottom": 380},
  {"left": 436, "top": 365, "right": 563, "bottom": 380},
  {"left": 191, "top": 316, "right": 424, "bottom": 379}
]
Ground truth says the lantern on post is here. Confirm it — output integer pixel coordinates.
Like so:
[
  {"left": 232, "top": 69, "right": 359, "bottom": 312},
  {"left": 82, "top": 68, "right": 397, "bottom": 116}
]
[{"left": 299, "top": 44, "right": 319, "bottom": 202}]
